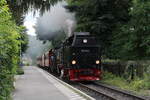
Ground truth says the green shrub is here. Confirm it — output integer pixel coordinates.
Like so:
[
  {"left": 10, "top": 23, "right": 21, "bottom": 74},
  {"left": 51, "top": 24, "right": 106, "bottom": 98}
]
[
  {"left": 102, "top": 71, "right": 128, "bottom": 89},
  {"left": 129, "top": 74, "right": 150, "bottom": 91},
  {"left": 0, "top": 0, "right": 23, "bottom": 99},
  {"left": 102, "top": 71, "right": 116, "bottom": 80},
  {"left": 143, "top": 73, "right": 150, "bottom": 89},
  {"left": 16, "top": 67, "right": 24, "bottom": 75},
  {"left": 129, "top": 79, "right": 145, "bottom": 90}
]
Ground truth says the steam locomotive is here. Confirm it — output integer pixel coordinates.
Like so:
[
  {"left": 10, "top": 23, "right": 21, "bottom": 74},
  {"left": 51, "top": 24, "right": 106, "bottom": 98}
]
[{"left": 37, "top": 32, "right": 102, "bottom": 81}]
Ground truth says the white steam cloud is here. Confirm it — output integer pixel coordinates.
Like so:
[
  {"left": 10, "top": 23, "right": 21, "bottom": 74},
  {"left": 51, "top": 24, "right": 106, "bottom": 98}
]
[
  {"left": 35, "top": 1, "right": 76, "bottom": 40},
  {"left": 65, "top": 19, "right": 76, "bottom": 37}
]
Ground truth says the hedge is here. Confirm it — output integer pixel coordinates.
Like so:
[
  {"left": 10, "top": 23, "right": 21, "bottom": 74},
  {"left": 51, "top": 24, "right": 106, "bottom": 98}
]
[{"left": 0, "top": 0, "right": 22, "bottom": 99}]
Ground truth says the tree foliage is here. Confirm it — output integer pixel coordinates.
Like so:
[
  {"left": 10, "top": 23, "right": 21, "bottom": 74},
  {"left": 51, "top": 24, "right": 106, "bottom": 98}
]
[
  {"left": 6, "top": 0, "right": 62, "bottom": 53},
  {"left": 20, "top": 26, "right": 29, "bottom": 53},
  {"left": 67, "top": 0, "right": 149, "bottom": 60},
  {"left": 7, "top": 0, "right": 61, "bottom": 25},
  {"left": 111, "top": 0, "right": 150, "bottom": 60},
  {"left": 66, "top": 0, "right": 131, "bottom": 55},
  {"left": 0, "top": 0, "right": 24, "bottom": 99}
]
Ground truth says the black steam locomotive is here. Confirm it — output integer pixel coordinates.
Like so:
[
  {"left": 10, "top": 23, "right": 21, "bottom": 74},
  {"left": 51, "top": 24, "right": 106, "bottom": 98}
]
[{"left": 37, "top": 32, "right": 102, "bottom": 81}]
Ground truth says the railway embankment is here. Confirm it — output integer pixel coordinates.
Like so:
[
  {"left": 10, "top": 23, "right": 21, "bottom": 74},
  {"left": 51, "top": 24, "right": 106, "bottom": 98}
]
[
  {"left": 77, "top": 82, "right": 149, "bottom": 100},
  {"left": 100, "top": 60, "right": 150, "bottom": 97}
]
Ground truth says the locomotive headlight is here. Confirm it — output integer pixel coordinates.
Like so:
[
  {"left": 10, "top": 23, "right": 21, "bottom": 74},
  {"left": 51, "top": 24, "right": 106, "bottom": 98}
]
[
  {"left": 83, "top": 39, "right": 87, "bottom": 43},
  {"left": 96, "top": 60, "right": 100, "bottom": 64},
  {"left": 72, "top": 60, "right": 76, "bottom": 65}
]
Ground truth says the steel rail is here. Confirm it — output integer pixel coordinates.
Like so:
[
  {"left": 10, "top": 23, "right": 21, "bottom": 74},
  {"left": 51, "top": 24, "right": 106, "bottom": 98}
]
[{"left": 78, "top": 83, "right": 116, "bottom": 100}]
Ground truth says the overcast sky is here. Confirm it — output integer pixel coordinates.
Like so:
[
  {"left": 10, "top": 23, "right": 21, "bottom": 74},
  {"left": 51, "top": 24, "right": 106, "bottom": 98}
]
[{"left": 23, "top": 11, "right": 39, "bottom": 36}]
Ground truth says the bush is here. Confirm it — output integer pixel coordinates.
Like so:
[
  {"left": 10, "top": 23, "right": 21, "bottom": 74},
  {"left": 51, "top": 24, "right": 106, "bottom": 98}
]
[
  {"left": 0, "top": 0, "right": 22, "bottom": 99},
  {"left": 129, "top": 75, "right": 150, "bottom": 91},
  {"left": 102, "top": 71, "right": 128, "bottom": 89},
  {"left": 16, "top": 67, "right": 24, "bottom": 75},
  {"left": 130, "top": 79, "right": 145, "bottom": 90}
]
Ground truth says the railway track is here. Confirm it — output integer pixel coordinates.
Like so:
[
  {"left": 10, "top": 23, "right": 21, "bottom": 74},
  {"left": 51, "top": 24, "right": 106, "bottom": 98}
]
[
  {"left": 43, "top": 68, "right": 149, "bottom": 100},
  {"left": 77, "top": 83, "right": 116, "bottom": 100},
  {"left": 95, "top": 82, "right": 149, "bottom": 100},
  {"left": 48, "top": 72, "right": 116, "bottom": 100},
  {"left": 76, "top": 82, "right": 149, "bottom": 100}
]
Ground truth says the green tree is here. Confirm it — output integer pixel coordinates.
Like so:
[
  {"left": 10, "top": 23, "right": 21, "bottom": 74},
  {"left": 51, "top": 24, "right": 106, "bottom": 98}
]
[
  {"left": 111, "top": 0, "right": 150, "bottom": 60},
  {"left": 0, "top": 0, "right": 23, "bottom": 99},
  {"left": 7, "top": 0, "right": 61, "bottom": 25},
  {"left": 66, "top": 0, "right": 131, "bottom": 55},
  {"left": 20, "top": 26, "right": 29, "bottom": 53}
]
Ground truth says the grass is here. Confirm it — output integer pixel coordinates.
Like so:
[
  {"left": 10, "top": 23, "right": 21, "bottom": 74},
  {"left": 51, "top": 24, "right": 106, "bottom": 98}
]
[{"left": 101, "top": 71, "right": 150, "bottom": 96}]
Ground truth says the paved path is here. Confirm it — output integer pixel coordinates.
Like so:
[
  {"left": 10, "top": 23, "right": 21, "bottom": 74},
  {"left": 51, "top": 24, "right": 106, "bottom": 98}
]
[{"left": 13, "top": 66, "right": 86, "bottom": 100}]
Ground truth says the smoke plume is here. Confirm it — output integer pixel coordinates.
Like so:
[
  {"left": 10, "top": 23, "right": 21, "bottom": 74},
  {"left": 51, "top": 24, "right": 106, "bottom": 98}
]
[
  {"left": 35, "top": 1, "right": 76, "bottom": 41},
  {"left": 65, "top": 19, "right": 76, "bottom": 37}
]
